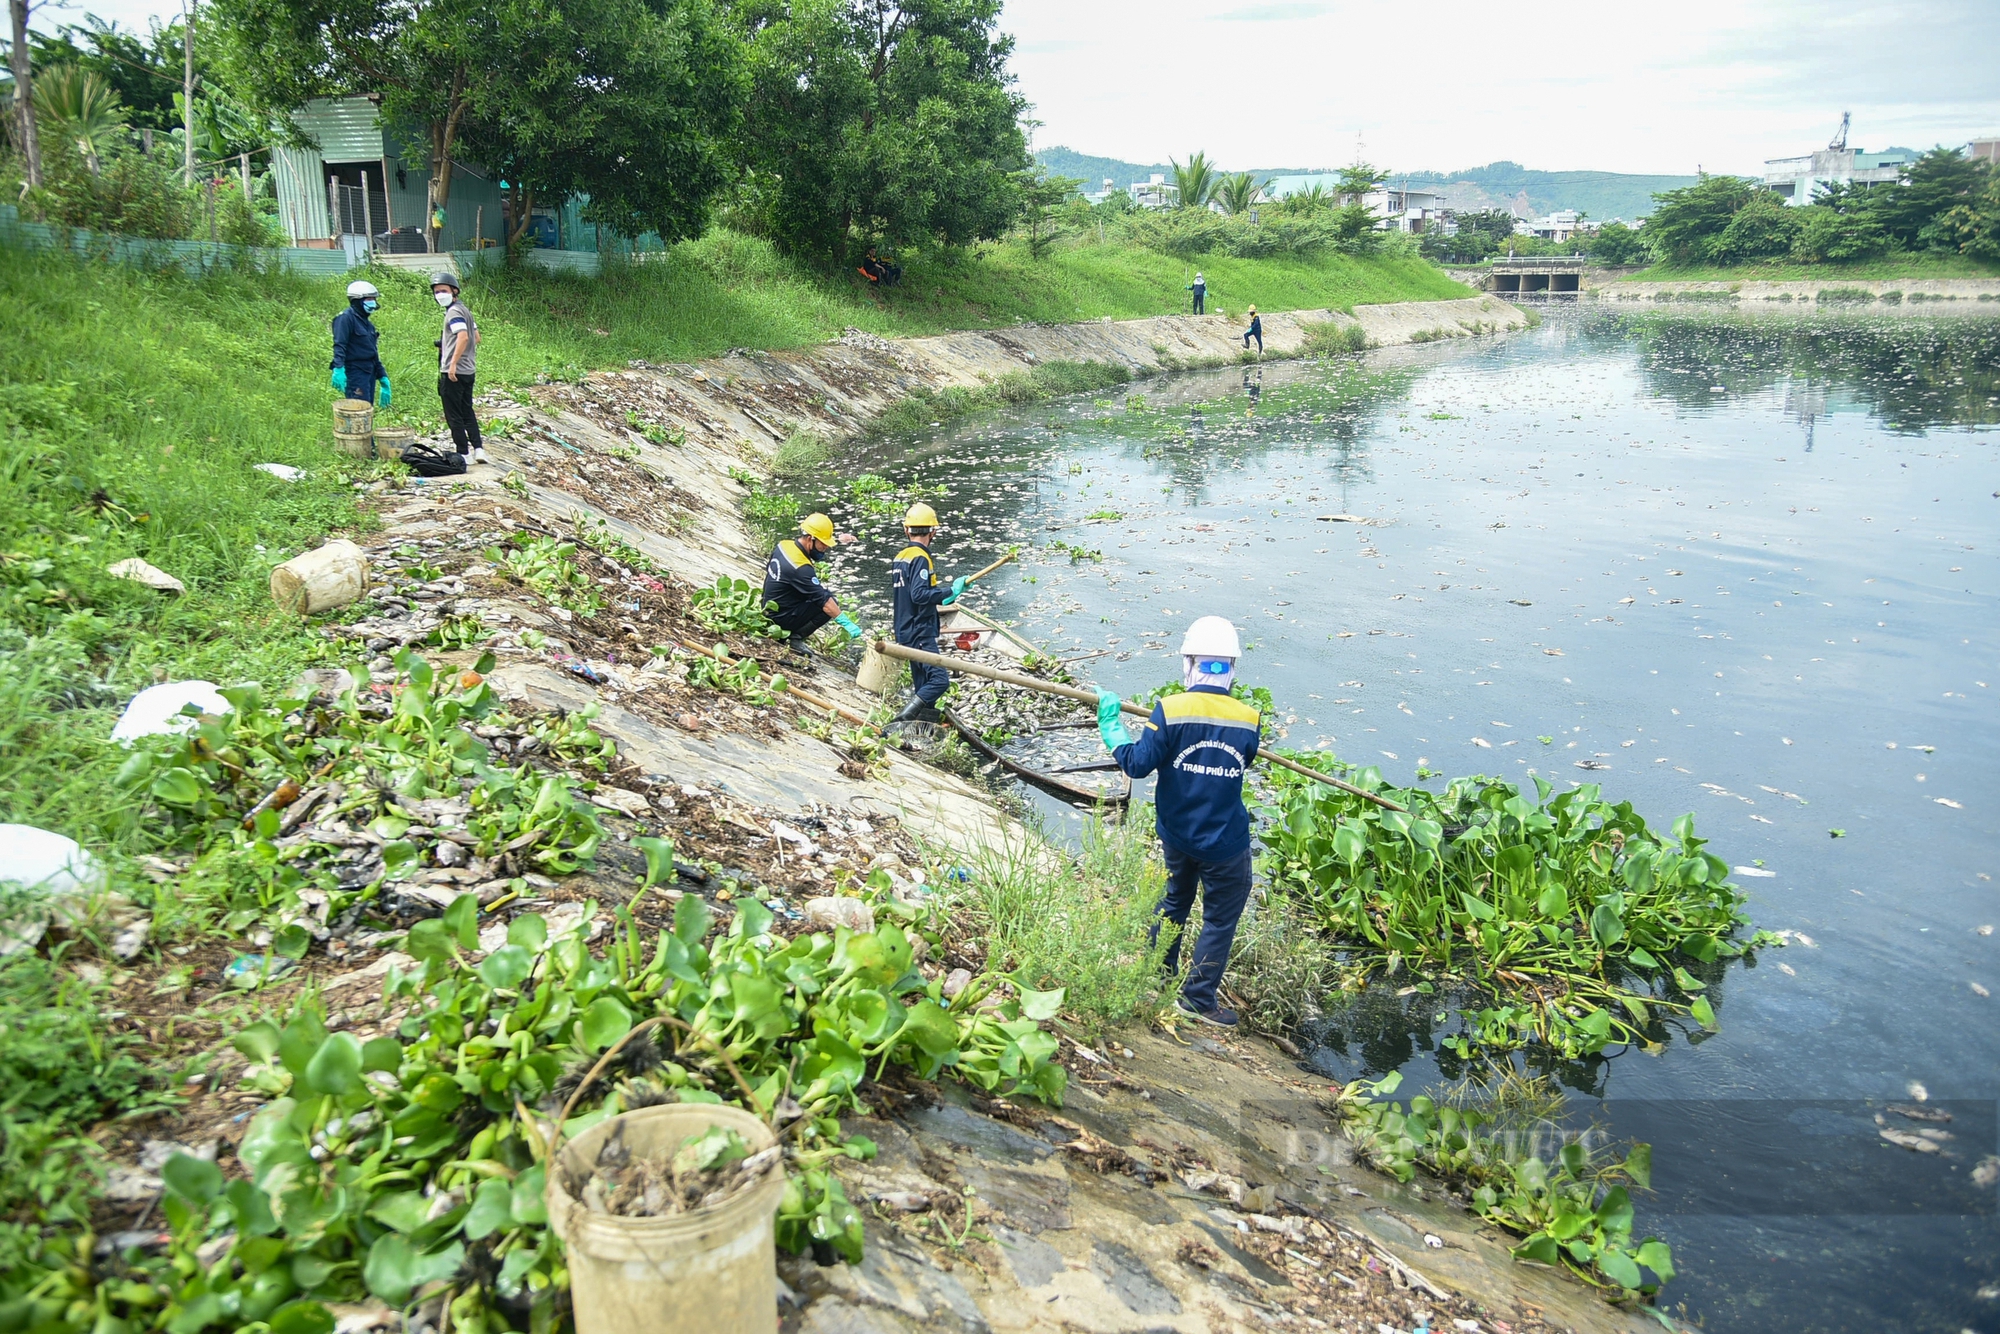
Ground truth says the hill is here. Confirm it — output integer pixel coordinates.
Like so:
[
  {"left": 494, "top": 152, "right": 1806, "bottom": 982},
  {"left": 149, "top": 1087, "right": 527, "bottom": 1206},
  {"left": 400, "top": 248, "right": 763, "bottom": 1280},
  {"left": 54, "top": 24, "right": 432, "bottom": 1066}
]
[{"left": 1036, "top": 148, "right": 1697, "bottom": 221}]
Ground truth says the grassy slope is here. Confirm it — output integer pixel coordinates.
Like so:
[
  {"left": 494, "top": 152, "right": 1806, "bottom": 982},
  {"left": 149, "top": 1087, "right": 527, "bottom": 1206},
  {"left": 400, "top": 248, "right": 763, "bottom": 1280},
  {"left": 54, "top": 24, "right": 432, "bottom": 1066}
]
[
  {"left": 468, "top": 230, "right": 1468, "bottom": 374},
  {"left": 1614, "top": 253, "right": 2000, "bottom": 282}
]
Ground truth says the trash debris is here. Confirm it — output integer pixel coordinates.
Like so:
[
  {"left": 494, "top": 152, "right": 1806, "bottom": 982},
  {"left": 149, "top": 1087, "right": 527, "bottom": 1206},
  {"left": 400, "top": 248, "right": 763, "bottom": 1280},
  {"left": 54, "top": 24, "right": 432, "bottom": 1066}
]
[
  {"left": 567, "top": 1121, "right": 779, "bottom": 1218},
  {"left": 253, "top": 463, "right": 303, "bottom": 481},
  {"left": 110, "top": 680, "right": 230, "bottom": 742},
  {"left": 223, "top": 953, "right": 297, "bottom": 988},
  {"left": 270, "top": 538, "right": 369, "bottom": 616},
  {"left": 803, "top": 897, "right": 874, "bottom": 933},
  {"left": 106, "top": 558, "right": 185, "bottom": 594},
  {"left": 1733, "top": 866, "right": 1777, "bottom": 877},
  {"left": 0, "top": 824, "right": 106, "bottom": 956}
]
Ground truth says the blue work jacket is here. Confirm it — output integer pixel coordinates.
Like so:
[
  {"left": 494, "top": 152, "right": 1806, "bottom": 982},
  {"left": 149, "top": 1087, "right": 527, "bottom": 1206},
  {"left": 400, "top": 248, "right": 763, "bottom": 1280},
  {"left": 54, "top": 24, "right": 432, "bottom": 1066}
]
[
  {"left": 1113, "top": 685, "right": 1261, "bottom": 860},
  {"left": 330, "top": 303, "right": 382, "bottom": 378},
  {"left": 891, "top": 544, "right": 947, "bottom": 648}
]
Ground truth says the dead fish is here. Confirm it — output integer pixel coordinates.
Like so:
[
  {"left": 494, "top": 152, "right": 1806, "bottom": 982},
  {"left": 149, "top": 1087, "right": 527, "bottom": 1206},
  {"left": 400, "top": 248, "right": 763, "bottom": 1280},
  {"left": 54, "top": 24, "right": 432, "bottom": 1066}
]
[
  {"left": 1877, "top": 1127, "right": 1940, "bottom": 1153},
  {"left": 1575, "top": 760, "right": 1611, "bottom": 770},
  {"left": 1889, "top": 1104, "right": 1952, "bottom": 1124}
]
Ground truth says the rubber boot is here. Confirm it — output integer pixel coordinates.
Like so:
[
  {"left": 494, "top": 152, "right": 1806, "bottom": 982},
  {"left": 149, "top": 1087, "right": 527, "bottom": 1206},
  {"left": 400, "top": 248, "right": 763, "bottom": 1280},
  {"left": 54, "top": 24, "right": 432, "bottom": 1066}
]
[{"left": 894, "top": 696, "right": 941, "bottom": 725}]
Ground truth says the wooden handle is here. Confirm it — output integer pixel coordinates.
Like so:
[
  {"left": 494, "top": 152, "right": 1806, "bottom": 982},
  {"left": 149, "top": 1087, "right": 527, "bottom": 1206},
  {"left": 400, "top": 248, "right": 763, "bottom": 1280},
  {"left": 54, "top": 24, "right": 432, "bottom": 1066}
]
[
  {"left": 871, "top": 641, "right": 1405, "bottom": 811},
  {"left": 961, "top": 547, "right": 1020, "bottom": 587}
]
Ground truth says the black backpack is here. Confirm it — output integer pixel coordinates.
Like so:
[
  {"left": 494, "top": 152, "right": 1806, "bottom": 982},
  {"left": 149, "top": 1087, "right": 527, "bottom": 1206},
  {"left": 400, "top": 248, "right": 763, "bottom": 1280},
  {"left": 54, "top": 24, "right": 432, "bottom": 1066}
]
[{"left": 400, "top": 443, "right": 467, "bottom": 477}]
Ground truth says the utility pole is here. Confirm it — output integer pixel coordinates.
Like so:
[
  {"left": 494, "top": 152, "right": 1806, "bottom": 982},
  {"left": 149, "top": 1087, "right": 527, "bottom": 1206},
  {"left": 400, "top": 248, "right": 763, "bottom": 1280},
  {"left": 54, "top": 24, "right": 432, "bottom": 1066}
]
[
  {"left": 9, "top": 0, "right": 42, "bottom": 188},
  {"left": 181, "top": 0, "right": 195, "bottom": 183}
]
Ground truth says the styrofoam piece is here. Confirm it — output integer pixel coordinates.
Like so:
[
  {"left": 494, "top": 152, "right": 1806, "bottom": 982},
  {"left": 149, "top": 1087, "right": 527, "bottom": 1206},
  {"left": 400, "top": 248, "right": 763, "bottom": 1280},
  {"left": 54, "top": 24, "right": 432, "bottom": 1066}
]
[{"left": 110, "top": 680, "right": 231, "bottom": 742}]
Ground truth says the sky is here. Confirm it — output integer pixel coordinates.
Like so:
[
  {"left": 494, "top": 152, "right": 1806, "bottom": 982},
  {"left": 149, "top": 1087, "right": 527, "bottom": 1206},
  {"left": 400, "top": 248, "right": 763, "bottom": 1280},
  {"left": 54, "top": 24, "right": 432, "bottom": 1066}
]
[{"left": 28, "top": 0, "right": 2000, "bottom": 177}]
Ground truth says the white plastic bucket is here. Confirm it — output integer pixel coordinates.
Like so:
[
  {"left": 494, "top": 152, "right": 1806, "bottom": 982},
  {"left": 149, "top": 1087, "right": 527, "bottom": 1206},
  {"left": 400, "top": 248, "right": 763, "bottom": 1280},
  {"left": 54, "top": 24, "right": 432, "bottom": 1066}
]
[{"left": 547, "top": 1103, "right": 784, "bottom": 1334}]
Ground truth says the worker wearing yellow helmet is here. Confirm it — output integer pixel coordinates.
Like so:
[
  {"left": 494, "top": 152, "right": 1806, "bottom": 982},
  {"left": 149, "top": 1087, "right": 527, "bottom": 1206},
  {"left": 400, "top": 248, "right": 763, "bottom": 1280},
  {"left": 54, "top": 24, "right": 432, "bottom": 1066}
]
[
  {"left": 889, "top": 501, "right": 965, "bottom": 724},
  {"left": 762, "top": 512, "right": 862, "bottom": 654}
]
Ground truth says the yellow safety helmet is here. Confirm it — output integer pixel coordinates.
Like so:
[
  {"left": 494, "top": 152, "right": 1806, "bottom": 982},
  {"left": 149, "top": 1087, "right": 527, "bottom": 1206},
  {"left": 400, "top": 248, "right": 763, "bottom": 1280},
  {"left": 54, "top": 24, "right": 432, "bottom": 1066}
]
[
  {"left": 800, "top": 512, "right": 835, "bottom": 543},
  {"left": 903, "top": 502, "right": 939, "bottom": 529}
]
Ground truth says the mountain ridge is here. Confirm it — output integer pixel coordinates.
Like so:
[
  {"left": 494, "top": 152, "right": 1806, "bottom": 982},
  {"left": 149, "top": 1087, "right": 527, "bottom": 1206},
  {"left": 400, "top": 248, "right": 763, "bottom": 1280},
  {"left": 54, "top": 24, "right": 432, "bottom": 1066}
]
[{"left": 1035, "top": 146, "right": 1699, "bottom": 221}]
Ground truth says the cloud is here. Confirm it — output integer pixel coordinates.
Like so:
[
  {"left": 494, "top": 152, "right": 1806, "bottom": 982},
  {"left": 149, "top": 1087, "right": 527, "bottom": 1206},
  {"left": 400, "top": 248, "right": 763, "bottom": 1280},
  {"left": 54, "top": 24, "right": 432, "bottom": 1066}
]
[{"left": 1213, "top": 2, "right": 1333, "bottom": 19}]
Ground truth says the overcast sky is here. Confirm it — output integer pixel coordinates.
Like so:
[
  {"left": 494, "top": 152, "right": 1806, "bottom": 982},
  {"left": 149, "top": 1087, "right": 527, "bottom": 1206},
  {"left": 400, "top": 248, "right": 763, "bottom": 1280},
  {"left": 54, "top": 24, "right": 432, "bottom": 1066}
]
[{"left": 31, "top": 0, "right": 2000, "bottom": 176}]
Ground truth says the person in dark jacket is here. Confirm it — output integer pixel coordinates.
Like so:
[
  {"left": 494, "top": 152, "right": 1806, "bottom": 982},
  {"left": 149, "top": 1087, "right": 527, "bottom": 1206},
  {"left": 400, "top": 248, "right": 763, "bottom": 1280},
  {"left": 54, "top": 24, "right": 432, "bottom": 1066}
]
[
  {"left": 1188, "top": 271, "right": 1206, "bottom": 315},
  {"left": 330, "top": 280, "right": 389, "bottom": 407},
  {"left": 1242, "top": 305, "right": 1262, "bottom": 354},
  {"left": 763, "top": 512, "right": 862, "bottom": 653},
  {"left": 890, "top": 502, "right": 964, "bottom": 724},
  {"left": 1096, "top": 616, "right": 1259, "bottom": 1027}
]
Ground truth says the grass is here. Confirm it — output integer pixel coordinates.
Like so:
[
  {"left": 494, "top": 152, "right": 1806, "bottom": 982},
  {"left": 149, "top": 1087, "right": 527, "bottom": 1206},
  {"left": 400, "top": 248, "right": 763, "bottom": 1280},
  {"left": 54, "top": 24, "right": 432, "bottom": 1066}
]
[{"left": 1614, "top": 252, "right": 2000, "bottom": 282}]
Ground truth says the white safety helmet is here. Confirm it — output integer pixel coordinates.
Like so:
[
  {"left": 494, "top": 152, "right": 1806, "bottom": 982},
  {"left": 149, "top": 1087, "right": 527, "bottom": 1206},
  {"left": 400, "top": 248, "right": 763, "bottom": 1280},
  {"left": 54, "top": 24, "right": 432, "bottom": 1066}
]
[
  {"left": 346, "top": 280, "right": 380, "bottom": 300},
  {"left": 1180, "top": 616, "right": 1241, "bottom": 660}
]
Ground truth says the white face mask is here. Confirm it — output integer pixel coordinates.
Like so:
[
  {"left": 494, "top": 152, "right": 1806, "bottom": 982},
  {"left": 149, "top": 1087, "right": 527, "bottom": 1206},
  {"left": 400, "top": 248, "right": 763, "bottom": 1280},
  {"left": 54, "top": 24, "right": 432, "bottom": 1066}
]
[{"left": 433, "top": 291, "right": 454, "bottom": 308}]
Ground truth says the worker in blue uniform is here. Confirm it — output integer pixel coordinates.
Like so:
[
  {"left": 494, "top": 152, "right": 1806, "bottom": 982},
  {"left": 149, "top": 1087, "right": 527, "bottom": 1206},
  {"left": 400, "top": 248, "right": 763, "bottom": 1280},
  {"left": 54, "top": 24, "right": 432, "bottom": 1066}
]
[
  {"left": 330, "top": 279, "right": 390, "bottom": 409},
  {"left": 763, "top": 512, "right": 863, "bottom": 654},
  {"left": 1095, "top": 616, "right": 1259, "bottom": 1027},
  {"left": 890, "top": 502, "right": 965, "bottom": 724}
]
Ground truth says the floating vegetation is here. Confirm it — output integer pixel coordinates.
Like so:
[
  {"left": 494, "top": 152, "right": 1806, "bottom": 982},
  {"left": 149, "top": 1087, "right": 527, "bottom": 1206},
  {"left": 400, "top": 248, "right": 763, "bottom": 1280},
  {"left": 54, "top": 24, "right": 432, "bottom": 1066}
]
[
  {"left": 689, "top": 574, "right": 784, "bottom": 640},
  {"left": 1259, "top": 761, "right": 1774, "bottom": 1058},
  {"left": 1339, "top": 1070, "right": 1674, "bottom": 1299}
]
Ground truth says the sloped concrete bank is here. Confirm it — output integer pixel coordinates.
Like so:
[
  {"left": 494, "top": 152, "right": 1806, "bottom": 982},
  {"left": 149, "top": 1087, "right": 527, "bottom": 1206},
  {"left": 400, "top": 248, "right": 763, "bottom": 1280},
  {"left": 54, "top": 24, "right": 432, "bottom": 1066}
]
[
  {"left": 320, "top": 300, "right": 1652, "bottom": 1333},
  {"left": 1598, "top": 276, "right": 2000, "bottom": 303}
]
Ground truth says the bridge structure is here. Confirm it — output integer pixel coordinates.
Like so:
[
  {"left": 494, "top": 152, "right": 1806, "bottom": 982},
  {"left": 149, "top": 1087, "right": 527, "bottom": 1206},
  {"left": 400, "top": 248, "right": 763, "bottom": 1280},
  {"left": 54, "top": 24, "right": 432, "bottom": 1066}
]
[{"left": 1481, "top": 257, "right": 1589, "bottom": 295}]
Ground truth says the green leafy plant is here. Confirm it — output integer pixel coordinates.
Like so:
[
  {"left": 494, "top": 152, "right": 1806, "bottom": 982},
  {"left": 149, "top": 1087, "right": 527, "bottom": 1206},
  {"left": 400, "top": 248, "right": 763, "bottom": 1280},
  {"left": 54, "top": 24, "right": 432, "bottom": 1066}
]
[
  {"left": 485, "top": 535, "right": 602, "bottom": 616},
  {"left": 1339, "top": 1070, "right": 1673, "bottom": 1298},
  {"left": 1259, "top": 763, "right": 1755, "bottom": 1058},
  {"left": 1048, "top": 540, "right": 1101, "bottom": 564},
  {"left": 689, "top": 575, "right": 784, "bottom": 640},
  {"left": 687, "top": 649, "right": 782, "bottom": 705}
]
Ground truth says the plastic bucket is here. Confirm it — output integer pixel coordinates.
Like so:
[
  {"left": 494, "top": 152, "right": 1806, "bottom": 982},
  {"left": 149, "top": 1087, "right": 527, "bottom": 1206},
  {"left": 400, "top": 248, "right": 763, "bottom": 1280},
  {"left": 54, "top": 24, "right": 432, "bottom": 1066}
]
[
  {"left": 547, "top": 1103, "right": 784, "bottom": 1334},
  {"left": 370, "top": 425, "right": 416, "bottom": 461},
  {"left": 332, "top": 429, "right": 375, "bottom": 459},
  {"left": 855, "top": 640, "right": 895, "bottom": 695},
  {"left": 333, "top": 399, "right": 374, "bottom": 434}
]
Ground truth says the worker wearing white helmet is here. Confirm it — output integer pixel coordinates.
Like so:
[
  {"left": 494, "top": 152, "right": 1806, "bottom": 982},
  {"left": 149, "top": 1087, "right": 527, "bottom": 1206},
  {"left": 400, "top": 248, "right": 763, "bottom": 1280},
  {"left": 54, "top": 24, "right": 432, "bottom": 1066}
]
[
  {"left": 1095, "top": 615, "right": 1260, "bottom": 1027},
  {"left": 330, "top": 279, "right": 389, "bottom": 410}
]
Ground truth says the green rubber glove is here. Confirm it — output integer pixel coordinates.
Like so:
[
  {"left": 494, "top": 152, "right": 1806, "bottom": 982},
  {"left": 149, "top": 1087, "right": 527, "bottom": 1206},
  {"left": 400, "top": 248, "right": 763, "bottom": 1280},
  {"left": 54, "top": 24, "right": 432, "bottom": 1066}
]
[
  {"left": 330, "top": 367, "right": 347, "bottom": 394},
  {"left": 378, "top": 376, "right": 392, "bottom": 408},
  {"left": 1095, "top": 688, "right": 1132, "bottom": 751},
  {"left": 834, "top": 613, "right": 862, "bottom": 639},
  {"left": 941, "top": 575, "right": 968, "bottom": 606}
]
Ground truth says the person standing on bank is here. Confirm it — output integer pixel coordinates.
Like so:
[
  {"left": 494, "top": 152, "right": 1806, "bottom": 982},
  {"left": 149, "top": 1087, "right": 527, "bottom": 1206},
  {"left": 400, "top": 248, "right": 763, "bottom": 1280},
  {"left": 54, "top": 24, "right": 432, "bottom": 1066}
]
[
  {"left": 890, "top": 502, "right": 966, "bottom": 724},
  {"left": 763, "top": 512, "right": 863, "bottom": 654},
  {"left": 1188, "top": 271, "right": 1206, "bottom": 315},
  {"left": 1095, "top": 616, "right": 1259, "bottom": 1027},
  {"left": 431, "top": 272, "right": 486, "bottom": 464},
  {"left": 330, "top": 280, "right": 389, "bottom": 409},
  {"left": 1242, "top": 305, "right": 1262, "bottom": 354}
]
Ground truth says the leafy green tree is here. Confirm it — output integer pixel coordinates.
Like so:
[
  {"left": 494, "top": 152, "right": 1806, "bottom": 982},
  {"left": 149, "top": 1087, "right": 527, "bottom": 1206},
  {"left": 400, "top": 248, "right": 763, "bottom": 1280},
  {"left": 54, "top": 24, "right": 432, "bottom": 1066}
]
[
  {"left": 1789, "top": 204, "right": 1888, "bottom": 263},
  {"left": 1715, "top": 190, "right": 1799, "bottom": 261},
  {"left": 1336, "top": 162, "right": 1388, "bottom": 203},
  {"left": 735, "top": 0, "right": 1029, "bottom": 260},
  {"left": 1640, "top": 174, "right": 1759, "bottom": 265},
  {"left": 1170, "top": 151, "right": 1219, "bottom": 210},
  {"left": 1018, "top": 167, "right": 1082, "bottom": 257},
  {"left": 1869, "top": 147, "right": 1988, "bottom": 251},
  {"left": 1936, "top": 171, "right": 2000, "bottom": 262},
  {"left": 1214, "top": 171, "right": 1260, "bottom": 216},
  {"left": 1586, "top": 220, "right": 1646, "bottom": 264},
  {"left": 466, "top": 0, "right": 744, "bottom": 245},
  {"left": 29, "top": 15, "right": 190, "bottom": 131},
  {"left": 31, "top": 66, "right": 125, "bottom": 175}
]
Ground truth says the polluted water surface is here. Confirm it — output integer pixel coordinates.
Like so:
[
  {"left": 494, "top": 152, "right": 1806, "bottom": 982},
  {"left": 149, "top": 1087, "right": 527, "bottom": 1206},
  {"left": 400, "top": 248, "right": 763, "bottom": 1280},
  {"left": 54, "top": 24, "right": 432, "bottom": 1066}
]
[{"left": 807, "top": 304, "right": 2000, "bottom": 1334}]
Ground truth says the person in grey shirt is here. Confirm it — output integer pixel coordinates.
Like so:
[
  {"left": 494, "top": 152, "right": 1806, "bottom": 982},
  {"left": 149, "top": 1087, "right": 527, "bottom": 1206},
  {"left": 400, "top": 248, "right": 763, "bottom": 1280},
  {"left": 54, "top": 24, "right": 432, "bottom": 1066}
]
[{"left": 431, "top": 271, "right": 485, "bottom": 464}]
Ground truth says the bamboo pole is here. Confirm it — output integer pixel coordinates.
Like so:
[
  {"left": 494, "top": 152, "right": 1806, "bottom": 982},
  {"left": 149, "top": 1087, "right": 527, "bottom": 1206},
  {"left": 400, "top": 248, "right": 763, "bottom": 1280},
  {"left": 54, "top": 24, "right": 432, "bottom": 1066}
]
[
  {"left": 871, "top": 640, "right": 1406, "bottom": 811},
  {"left": 960, "top": 546, "right": 1020, "bottom": 586}
]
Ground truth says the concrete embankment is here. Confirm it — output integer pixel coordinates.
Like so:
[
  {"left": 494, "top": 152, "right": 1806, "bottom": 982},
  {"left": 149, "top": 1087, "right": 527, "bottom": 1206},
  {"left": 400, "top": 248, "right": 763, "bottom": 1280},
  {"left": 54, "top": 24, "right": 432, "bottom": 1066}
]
[
  {"left": 318, "top": 298, "right": 1652, "bottom": 1333},
  {"left": 1598, "top": 276, "right": 2000, "bottom": 303}
]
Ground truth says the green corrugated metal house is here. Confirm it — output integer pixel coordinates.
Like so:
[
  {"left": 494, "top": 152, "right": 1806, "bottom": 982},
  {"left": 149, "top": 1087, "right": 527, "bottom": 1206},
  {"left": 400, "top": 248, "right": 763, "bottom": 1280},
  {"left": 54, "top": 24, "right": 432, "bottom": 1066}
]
[{"left": 271, "top": 96, "right": 508, "bottom": 257}]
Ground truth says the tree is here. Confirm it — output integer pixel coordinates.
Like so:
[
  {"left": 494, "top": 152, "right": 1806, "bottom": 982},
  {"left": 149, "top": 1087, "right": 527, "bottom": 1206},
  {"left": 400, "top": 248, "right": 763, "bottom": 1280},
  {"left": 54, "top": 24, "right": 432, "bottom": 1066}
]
[
  {"left": 1170, "top": 151, "right": 1218, "bottom": 210},
  {"left": 1789, "top": 204, "right": 1888, "bottom": 263},
  {"left": 1936, "top": 171, "right": 2000, "bottom": 262},
  {"left": 1586, "top": 221, "right": 1646, "bottom": 265},
  {"left": 1869, "top": 147, "right": 1987, "bottom": 251},
  {"left": 1017, "top": 166, "right": 1080, "bottom": 257},
  {"left": 465, "top": 0, "right": 744, "bottom": 246},
  {"left": 29, "top": 15, "right": 190, "bottom": 131},
  {"left": 1335, "top": 162, "right": 1387, "bottom": 204},
  {"left": 8, "top": 0, "right": 42, "bottom": 186},
  {"left": 31, "top": 65, "right": 125, "bottom": 174},
  {"left": 1641, "top": 173, "right": 1758, "bottom": 265},
  {"left": 1715, "top": 190, "right": 1799, "bottom": 261},
  {"left": 1214, "top": 171, "right": 1260, "bottom": 217},
  {"left": 736, "top": 0, "right": 1029, "bottom": 260}
]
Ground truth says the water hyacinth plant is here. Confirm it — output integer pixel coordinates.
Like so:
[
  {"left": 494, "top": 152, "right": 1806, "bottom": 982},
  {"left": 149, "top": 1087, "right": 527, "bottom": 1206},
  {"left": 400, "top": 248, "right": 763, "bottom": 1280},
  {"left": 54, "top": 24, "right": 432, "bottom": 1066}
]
[{"left": 1258, "top": 760, "right": 1769, "bottom": 1057}]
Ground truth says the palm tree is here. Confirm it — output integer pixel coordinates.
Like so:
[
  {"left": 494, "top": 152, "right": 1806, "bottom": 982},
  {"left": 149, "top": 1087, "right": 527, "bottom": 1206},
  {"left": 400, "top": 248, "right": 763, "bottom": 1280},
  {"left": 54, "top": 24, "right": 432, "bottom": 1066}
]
[
  {"left": 1216, "top": 172, "right": 1261, "bottom": 216},
  {"left": 1171, "top": 152, "right": 1220, "bottom": 210},
  {"left": 1291, "top": 182, "right": 1331, "bottom": 211},
  {"left": 33, "top": 65, "right": 126, "bottom": 175}
]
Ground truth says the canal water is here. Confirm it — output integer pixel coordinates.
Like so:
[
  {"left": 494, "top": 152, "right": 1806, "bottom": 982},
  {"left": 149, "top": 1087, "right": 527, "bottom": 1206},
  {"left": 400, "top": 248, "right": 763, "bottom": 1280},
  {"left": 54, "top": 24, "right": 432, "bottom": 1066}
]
[{"left": 817, "top": 304, "right": 2000, "bottom": 1332}]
